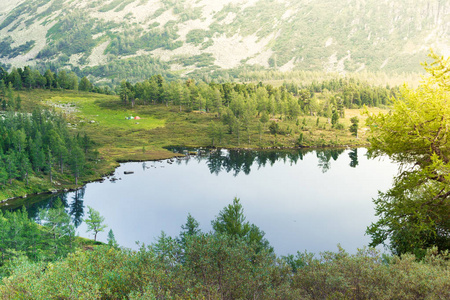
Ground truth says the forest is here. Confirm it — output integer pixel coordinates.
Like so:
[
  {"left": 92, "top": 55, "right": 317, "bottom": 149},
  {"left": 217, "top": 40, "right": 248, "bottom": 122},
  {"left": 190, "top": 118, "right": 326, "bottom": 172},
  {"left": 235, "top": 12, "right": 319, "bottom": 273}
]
[
  {"left": 0, "top": 110, "right": 93, "bottom": 187},
  {"left": 120, "top": 74, "right": 395, "bottom": 112},
  {"left": 0, "top": 67, "right": 102, "bottom": 196},
  {"left": 118, "top": 74, "right": 396, "bottom": 148},
  {"left": 0, "top": 65, "right": 108, "bottom": 94},
  {"left": 0, "top": 53, "right": 449, "bottom": 298}
]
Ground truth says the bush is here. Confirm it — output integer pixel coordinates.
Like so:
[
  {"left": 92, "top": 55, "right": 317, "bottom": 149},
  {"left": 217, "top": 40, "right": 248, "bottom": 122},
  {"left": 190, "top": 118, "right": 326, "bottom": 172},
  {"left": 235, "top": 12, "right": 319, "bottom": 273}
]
[
  {"left": 2, "top": 245, "right": 449, "bottom": 299},
  {"left": 269, "top": 121, "right": 279, "bottom": 135},
  {"left": 2, "top": 200, "right": 449, "bottom": 299}
]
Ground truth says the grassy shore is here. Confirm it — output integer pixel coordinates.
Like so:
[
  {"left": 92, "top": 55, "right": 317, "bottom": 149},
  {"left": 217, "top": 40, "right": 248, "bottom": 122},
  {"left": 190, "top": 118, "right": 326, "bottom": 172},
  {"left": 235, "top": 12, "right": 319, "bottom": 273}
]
[{"left": 1, "top": 89, "right": 384, "bottom": 201}]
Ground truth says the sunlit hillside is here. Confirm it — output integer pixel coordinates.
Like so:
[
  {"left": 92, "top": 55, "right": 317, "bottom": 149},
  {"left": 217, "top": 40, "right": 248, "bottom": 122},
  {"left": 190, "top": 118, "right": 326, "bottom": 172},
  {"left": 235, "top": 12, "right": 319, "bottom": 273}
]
[{"left": 0, "top": 0, "right": 448, "bottom": 83}]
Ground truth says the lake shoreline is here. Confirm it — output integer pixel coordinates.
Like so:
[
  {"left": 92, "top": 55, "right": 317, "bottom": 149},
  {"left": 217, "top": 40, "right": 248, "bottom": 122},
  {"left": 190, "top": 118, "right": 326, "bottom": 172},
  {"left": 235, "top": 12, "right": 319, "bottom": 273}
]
[{"left": 1, "top": 144, "right": 368, "bottom": 207}]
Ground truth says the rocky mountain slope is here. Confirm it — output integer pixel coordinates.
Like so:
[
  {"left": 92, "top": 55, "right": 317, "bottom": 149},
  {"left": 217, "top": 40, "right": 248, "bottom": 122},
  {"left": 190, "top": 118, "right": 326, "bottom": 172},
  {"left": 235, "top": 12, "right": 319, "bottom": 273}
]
[{"left": 0, "top": 0, "right": 448, "bottom": 83}]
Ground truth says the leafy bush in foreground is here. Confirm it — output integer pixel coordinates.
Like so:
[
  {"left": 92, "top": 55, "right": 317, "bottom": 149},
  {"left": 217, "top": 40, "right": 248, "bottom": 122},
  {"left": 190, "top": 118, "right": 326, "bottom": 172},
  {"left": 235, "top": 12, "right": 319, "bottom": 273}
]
[
  {"left": 1, "top": 244, "right": 449, "bottom": 299},
  {"left": 0, "top": 198, "right": 448, "bottom": 299},
  {"left": 1, "top": 198, "right": 449, "bottom": 299}
]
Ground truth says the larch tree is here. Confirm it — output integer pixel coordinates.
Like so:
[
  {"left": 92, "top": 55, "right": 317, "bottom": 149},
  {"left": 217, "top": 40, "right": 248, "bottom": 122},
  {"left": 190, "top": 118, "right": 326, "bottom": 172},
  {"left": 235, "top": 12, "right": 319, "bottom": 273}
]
[
  {"left": 84, "top": 206, "right": 107, "bottom": 242},
  {"left": 365, "top": 51, "right": 450, "bottom": 256}
]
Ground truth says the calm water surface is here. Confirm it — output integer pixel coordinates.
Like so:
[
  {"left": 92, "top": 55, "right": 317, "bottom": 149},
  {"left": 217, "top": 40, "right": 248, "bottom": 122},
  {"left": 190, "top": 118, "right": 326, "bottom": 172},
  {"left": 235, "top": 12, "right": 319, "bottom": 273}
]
[{"left": 11, "top": 148, "right": 398, "bottom": 255}]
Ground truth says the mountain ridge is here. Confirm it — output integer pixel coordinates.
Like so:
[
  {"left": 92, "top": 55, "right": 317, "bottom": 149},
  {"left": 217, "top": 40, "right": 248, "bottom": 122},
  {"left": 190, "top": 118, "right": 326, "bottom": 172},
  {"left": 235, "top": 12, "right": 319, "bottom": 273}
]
[{"left": 0, "top": 0, "right": 448, "bottom": 83}]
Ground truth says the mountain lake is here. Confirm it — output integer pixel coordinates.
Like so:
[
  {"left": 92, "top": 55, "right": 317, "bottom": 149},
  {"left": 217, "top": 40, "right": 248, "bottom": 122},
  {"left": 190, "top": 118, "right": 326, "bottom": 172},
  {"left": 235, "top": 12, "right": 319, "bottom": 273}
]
[{"left": 5, "top": 148, "right": 399, "bottom": 255}]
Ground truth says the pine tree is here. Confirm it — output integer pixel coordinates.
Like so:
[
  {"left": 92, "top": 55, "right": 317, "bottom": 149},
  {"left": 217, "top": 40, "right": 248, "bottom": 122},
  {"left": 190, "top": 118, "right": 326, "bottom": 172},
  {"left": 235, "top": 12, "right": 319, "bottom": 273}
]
[
  {"left": 179, "top": 213, "right": 200, "bottom": 248},
  {"left": 349, "top": 116, "right": 359, "bottom": 137},
  {"left": 69, "top": 144, "right": 85, "bottom": 186},
  {"left": 107, "top": 229, "right": 118, "bottom": 247},
  {"left": 5, "top": 152, "right": 18, "bottom": 184}
]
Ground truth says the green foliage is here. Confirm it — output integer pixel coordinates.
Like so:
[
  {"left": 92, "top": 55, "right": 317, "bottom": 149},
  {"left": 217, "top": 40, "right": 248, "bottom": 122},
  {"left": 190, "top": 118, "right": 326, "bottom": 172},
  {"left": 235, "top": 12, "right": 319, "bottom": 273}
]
[
  {"left": 212, "top": 197, "right": 250, "bottom": 237},
  {"left": 38, "top": 199, "right": 75, "bottom": 260},
  {"left": 1, "top": 207, "right": 449, "bottom": 299},
  {"left": 0, "top": 0, "right": 52, "bottom": 31},
  {"left": 0, "top": 203, "right": 81, "bottom": 277},
  {"left": 84, "top": 206, "right": 107, "bottom": 242},
  {"left": 212, "top": 197, "right": 272, "bottom": 252},
  {"left": 296, "top": 132, "right": 304, "bottom": 146},
  {"left": 268, "top": 121, "right": 279, "bottom": 135},
  {"left": 291, "top": 247, "right": 450, "bottom": 299},
  {"left": 0, "top": 38, "right": 35, "bottom": 59},
  {"left": 185, "top": 29, "right": 208, "bottom": 45},
  {"left": 41, "top": 12, "right": 97, "bottom": 59},
  {"left": 331, "top": 110, "right": 339, "bottom": 127},
  {"left": 79, "top": 76, "right": 93, "bottom": 92},
  {"left": 182, "top": 232, "right": 278, "bottom": 299},
  {"left": 106, "top": 25, "right": 182, "bottom": 57},
  {"left": 99, "top": 0, "right": 135, "bottom": 12},
  {"left": 107, "top": 229, "right": 118, "bottom": 248},
  {"left": 0, "top": 208, "right": 38, "bottom": 268},
  {"left": 178, "top": 213, "right": 200, "bottom": 248},
  {"left": 174, "top": 53, "right": 215, "bottom": 67},
  {"left": 349, "top": 116, "right": 359, "bottom": 137},
  {"left": 366, "top": 51, "right": 450, "bottom": 255},
  {"left": 0, "top": 65, "right": 98, "bottom": 92},
  {"left": 0, "top": 110, "right": 91, "bottom": 189}
]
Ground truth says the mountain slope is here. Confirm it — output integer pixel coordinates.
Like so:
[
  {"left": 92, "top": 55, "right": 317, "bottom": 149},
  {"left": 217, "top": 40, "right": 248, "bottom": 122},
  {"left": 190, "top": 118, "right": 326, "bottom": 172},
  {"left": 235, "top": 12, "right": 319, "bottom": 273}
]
[{"left": 0, "top": 0, "right": 448, "bottom": 83}]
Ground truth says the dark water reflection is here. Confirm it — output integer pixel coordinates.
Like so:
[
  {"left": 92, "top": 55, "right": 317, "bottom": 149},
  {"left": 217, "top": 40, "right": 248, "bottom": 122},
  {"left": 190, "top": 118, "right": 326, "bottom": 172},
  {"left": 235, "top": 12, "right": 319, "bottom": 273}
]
[
  {"left": 6, "top": 188, "right": 86, "bottom": 229},
  {"left": 4, "top": 148, "right": 397, "bottom": 255},
  {"left": 169, "top": 147, "right": 353, "bottom": 175}
]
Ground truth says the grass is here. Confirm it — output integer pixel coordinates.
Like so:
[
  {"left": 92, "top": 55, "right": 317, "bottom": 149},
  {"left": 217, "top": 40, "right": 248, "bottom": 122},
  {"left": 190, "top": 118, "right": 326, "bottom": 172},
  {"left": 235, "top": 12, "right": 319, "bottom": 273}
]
[{"left": 47, "top": 94, "right": 166, "bottom": 130}]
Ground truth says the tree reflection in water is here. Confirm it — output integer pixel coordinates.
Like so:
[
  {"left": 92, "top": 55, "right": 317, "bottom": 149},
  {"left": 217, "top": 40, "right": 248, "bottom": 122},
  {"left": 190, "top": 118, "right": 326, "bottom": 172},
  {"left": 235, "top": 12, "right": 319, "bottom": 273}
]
[
  {"left": 4, "top": 187, "right": 86, "bottom": 229},
  {"left": 348, "top": 148, "right": 359, "bottom": 168},
  {"left": 70, "top": 188, "right": 85, "bottom": 228},
  {"left": 169, "top": 147, "right": 358, "bottom": 176}
]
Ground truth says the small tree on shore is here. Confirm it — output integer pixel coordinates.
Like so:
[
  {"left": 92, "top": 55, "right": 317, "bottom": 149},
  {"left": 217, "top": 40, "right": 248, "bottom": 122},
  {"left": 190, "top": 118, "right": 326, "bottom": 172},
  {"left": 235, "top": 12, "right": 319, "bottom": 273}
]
[{"left": 84, "top": 206, "right": 107, "bottom": 242}]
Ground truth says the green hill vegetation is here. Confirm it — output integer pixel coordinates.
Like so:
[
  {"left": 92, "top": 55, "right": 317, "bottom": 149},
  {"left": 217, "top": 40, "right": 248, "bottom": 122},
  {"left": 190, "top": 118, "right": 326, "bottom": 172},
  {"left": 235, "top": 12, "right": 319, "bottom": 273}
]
[{"left": 0, "top": 0, "right": 448, "bottom": 83}]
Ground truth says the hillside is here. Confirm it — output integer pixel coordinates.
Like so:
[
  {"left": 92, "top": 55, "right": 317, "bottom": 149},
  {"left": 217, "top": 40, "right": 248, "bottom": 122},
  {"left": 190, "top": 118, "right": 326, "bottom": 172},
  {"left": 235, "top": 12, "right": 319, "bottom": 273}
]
[{"left": 0, "top": 0, "right": 449, "bottom": 84}]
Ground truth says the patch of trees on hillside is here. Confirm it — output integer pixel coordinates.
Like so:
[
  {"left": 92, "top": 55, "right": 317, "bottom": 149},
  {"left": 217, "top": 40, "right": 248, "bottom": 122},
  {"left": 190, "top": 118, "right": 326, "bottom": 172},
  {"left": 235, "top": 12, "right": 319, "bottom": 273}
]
[
  {"left": 0, "top": 66, "right": 110, "bottom": 94},
  {"left": 0, "top": 109, "right": 93, "bottom": 188},
  {"left": 120, "top": 75, "right": 396, "bottom": 112},
  {"left": 118, "top": 75, "right": 397, "bottom": 145}
]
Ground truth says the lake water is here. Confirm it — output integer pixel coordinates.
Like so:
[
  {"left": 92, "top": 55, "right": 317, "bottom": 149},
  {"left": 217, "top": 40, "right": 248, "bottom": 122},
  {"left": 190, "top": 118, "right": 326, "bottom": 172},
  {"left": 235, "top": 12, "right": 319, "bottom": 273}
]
[{"left": 8, "top": 148, "right": 398, "bottom": 256}]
